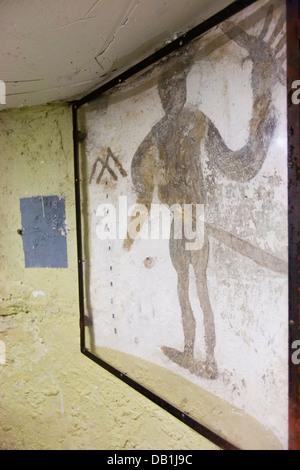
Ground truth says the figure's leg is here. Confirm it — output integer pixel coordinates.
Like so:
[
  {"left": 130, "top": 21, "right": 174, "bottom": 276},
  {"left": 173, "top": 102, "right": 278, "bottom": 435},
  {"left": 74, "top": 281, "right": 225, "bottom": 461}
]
[
  {"left": 177, "top": 270, "right": 196, "bottom": 357},
  {"left": 194, "top": 265, "right": 216, "bottom": 362},
  {"left": 163, "top": 226, "right": 218, "bottom": 379},
  {"left": 191, "top": 238, "right": 218, "bottom": 378},
  {"left": 162, "top": 236, "right": 196, "bottom": 368}
]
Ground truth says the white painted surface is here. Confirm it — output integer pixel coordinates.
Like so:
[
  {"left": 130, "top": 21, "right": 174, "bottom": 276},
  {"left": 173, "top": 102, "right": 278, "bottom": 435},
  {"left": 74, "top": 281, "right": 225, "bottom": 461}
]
[
  {"left": 0, "top": 340, "right": 6, "bottom": 365},
  {"left": 0, "top": 0, "right": 233, "bottom": 109}
]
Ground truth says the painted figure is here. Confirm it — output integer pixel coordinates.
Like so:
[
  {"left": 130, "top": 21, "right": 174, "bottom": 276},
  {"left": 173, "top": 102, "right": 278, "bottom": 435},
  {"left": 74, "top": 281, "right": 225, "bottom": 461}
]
[{"left": 123, "top": 4, "right": 286, "bottom": 379}]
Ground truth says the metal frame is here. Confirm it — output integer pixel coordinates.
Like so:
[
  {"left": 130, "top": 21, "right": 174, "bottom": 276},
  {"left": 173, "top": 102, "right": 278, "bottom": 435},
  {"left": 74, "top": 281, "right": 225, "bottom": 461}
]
[
  {"left": 72, "top": 0, "right": 299, "bottom": 450},
  {"left": 287, "top": 0, "right": 300, "bottom": 452}
]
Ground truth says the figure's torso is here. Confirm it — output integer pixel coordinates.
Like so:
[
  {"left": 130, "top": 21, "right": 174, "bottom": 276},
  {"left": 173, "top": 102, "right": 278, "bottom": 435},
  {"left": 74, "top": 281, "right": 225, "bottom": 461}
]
[{"left": 151, "top": 107, "right": 208, "bottom": 206}]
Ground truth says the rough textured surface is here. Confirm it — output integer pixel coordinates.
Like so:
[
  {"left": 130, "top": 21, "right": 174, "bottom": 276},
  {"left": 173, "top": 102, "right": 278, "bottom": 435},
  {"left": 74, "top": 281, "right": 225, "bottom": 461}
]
[
  {"left": 81, "top": 0, "right": 288, "bottom": 449},
  {"left": 0, "top": 104, "right": 218, "bottom": 450}
]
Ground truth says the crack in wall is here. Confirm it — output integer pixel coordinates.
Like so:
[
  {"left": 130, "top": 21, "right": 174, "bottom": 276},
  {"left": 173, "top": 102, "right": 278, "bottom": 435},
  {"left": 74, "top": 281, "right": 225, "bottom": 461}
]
[
  {"left": 7, "top": 79, "right": 97, "bottom": 98},
  {"left": 95, "top": 0, "right": 143, "bottom": 68},
  {"left": 50, "top": 16, "right": 97, "bottom": 31},
  {"left": 85, "top": 0, "right": 102, "bottom": 18},
  {"left": 54, "top": 119, "right": 67, "bottom": 161},
  {"left": 6, "top": 79, "right": 44, "bottom": 83}
]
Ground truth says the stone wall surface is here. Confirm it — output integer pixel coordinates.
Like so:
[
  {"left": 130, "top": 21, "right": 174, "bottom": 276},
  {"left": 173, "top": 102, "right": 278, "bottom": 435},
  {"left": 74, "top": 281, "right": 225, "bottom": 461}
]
[{"left": 0, "top": 104, "right": 216, "bottom": 450}]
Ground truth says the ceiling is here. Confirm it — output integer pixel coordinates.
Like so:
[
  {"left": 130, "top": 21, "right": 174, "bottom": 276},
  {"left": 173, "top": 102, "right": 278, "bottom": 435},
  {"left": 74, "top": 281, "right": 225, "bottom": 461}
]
[{"left": 0, "top": 0, "right": 233, "bottom": 109}]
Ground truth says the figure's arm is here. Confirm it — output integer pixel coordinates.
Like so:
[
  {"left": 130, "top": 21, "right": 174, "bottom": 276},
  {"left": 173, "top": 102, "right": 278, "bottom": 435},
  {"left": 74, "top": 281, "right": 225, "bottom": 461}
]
[
  {"left": 205, "top": 6, "right": 285, "bottom": 182},
  {"left": 206, "top": 106, "right": 276, "bottom": 182},
  {"left": 123, "top": 133, "right": 158, "bottom": 251}
]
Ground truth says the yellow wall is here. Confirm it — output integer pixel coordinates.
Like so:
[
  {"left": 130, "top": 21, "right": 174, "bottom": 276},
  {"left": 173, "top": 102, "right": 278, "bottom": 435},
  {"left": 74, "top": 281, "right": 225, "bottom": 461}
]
[{"left": 0, "top": 103, "right": 218, "bottom": 450}]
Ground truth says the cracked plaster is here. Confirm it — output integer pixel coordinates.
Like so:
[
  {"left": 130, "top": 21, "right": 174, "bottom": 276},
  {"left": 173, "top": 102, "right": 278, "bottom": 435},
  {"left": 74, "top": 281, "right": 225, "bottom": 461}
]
[{"left": 0, "top": 0, "right": 233, "bottom": 109}]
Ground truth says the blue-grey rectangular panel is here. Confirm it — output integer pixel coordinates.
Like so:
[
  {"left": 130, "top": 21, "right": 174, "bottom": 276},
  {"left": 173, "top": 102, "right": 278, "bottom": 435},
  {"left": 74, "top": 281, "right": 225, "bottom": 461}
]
[{"left": 20, "top": 195, "right": 68, "bottom": 268}]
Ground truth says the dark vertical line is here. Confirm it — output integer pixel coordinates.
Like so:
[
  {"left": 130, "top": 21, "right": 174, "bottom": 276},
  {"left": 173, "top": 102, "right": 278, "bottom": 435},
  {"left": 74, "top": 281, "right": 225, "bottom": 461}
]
[
  {"left": 286, "top": 0, "right": 300, "bottom": 451},
  {"left": 72, "top": 104, "right": 86, "bottom": 352}
]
